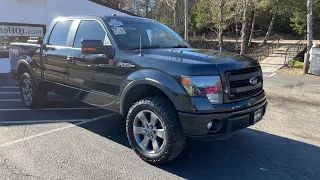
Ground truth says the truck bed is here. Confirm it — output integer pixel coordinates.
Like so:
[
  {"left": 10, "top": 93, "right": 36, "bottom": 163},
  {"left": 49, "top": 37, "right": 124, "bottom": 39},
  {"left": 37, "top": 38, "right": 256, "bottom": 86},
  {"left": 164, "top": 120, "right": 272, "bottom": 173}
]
[{"left": 9, "top": 43, "right": 41, "bottom": 73}]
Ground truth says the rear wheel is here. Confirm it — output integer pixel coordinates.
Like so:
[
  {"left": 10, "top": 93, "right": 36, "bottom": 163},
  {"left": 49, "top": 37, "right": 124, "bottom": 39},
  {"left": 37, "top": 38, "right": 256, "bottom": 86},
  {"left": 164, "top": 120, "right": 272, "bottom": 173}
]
[
  {"left": 126, "top": 97, "right": 186, "bottom": 164},
  {"left": 19, "top": 72, "right": 47, "bottom": 109}
]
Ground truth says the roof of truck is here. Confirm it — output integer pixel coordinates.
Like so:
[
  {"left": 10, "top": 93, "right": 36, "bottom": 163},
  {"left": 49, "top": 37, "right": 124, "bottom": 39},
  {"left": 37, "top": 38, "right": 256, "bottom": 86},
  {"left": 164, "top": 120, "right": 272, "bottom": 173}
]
[{"left": 56, "top": 14, "right": 156, "bottom": 23}]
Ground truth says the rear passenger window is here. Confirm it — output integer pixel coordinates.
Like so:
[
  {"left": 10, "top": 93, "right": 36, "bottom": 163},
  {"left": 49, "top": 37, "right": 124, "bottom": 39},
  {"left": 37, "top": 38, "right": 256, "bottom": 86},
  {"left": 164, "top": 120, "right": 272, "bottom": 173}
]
[
  {"left": 48, "top": 21, "right": 73, "bottom": 46},
  {"left": 73, "top": 20, "right": 107, "bottom": 48}
]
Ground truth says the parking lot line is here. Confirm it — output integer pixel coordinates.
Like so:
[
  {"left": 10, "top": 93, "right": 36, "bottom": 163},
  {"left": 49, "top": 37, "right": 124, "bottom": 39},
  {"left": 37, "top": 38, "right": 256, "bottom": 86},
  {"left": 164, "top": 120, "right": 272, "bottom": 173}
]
[
  {"left": 0, "top": 99, "right": 22, "bottom": 102},
  {"left": 0, "top": 113, "right": 117, "bottom": 148},
  {"left": 0, "top": 92, "right": 58, "bottom": 95},
  {"left": 0, "top": 107, "right": 101, "bottom": 111},
  {"left": 1, "top": 86, "right": 19, "bottom": 89},
  {"left": 0, "top": 92, "right": 20, "bottom": 94},
  {"left": 0, "top": 99, "right": 75, "bottom": 102},
  {"left": 0, "top": 119, "right": 92, "bottom": 124},
  {"left": 269, "top": 73, "right": 277, "bottom": 77}
]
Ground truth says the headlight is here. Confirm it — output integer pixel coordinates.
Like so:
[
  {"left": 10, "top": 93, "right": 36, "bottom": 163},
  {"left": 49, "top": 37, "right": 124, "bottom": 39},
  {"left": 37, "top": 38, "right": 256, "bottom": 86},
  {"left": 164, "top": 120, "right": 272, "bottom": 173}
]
[{"left": 181, "top": 75, "right": 223, "bottom": 104}]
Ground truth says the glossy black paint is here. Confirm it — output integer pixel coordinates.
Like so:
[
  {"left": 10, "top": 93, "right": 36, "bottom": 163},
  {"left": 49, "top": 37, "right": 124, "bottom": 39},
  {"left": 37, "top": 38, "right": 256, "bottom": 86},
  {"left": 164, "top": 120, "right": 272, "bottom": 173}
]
[
  {"left": 179, "top": 99, "right": 268, "bottom": 137},
  {"left": 10, "top": 15, "right": 267, "bottom": 137}
]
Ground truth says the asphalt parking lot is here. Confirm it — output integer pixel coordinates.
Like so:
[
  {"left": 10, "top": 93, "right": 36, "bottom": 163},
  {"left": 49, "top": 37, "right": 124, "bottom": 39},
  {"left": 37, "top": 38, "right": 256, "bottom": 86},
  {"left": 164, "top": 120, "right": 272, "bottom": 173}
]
[{"left": 0, "top": 73, "right": 319, "bottom": 180}]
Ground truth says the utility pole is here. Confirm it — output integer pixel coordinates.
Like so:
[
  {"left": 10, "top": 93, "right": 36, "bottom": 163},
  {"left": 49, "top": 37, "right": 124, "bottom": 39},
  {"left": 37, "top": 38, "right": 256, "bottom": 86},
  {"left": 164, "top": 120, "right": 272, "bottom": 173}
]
[
  {"left": 185, "top": 0, "right": 189, "bottom": 42},
  {"left": 304, "top": 0, "right": 313, "bottom": 74}
]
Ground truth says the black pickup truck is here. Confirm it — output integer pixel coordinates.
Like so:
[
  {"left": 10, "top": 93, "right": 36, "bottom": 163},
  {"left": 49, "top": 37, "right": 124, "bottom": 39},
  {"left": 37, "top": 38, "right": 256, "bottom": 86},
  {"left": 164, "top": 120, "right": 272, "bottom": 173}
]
[{"left": 9, "top": 15, "right": 267, "bottom": 164}]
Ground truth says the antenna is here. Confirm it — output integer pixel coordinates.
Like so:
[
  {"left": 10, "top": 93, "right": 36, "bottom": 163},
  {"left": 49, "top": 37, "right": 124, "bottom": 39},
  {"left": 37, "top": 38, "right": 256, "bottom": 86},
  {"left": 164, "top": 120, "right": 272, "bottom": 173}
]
[{"left": 139, "top": 34, "right": 143, "bottom": 57}]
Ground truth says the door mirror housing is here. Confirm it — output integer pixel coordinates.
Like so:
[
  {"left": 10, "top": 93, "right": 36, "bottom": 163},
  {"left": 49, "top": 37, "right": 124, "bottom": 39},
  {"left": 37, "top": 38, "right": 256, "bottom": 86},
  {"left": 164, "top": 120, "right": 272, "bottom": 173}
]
[{"left": 81, "top": 40, "right": 113, "bottom": 56}]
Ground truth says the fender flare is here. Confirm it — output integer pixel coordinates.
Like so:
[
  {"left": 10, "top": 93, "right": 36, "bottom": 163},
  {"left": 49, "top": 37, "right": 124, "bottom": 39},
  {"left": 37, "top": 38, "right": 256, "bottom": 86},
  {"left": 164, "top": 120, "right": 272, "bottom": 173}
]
[
  {"left": 16, "top": 54, "right": 39, "bottom": 87},
  {"left": 120, "top": 69, "right": 190, "bottom": 115}
]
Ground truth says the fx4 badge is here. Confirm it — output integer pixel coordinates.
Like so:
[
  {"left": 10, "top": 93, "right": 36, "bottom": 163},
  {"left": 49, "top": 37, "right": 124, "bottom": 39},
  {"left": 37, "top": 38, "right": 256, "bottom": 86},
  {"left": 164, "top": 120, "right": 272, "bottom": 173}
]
[{"left": 117, "top": 62, "right": 135, "bottom": 68}]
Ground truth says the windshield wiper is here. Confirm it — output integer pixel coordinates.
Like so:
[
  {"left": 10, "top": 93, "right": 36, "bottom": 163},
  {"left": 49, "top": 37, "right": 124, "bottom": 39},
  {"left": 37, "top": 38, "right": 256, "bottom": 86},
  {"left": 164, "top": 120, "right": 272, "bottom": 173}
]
[{"left": 130, "top": 45, "right": 162, "bottom": 50}]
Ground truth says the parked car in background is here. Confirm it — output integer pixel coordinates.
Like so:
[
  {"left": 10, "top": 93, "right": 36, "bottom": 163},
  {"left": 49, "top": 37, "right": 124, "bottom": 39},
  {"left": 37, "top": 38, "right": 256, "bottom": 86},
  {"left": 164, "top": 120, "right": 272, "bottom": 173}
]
[
  {"left": 0, "top": 36, "right": 9, "bottom": 49},
  {"left": 0, "top": 36, "right": 9, "bottom": 58}
]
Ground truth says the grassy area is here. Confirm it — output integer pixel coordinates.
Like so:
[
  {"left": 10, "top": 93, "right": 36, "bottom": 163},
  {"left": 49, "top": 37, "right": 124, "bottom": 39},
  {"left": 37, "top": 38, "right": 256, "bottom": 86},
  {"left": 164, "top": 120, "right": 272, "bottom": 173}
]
[
  {"left": 277, "top": 59, "right": 305, "bottom": 76},
  {"left": 288, "top": 59, "right": 304, "bottom": 69}
]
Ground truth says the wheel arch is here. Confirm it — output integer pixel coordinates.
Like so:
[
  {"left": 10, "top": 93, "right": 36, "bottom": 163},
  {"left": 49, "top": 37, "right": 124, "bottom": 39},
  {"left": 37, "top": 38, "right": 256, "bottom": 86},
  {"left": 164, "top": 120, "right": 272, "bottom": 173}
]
[
  {"left": 120, "top": 79, "right": 184, "bottom": 116},
  {"left": 16, "top": 54, "right": 39, "bottom": 87},
  {"left": 120, "top": 70, "right": 190, "bottom": 116}
]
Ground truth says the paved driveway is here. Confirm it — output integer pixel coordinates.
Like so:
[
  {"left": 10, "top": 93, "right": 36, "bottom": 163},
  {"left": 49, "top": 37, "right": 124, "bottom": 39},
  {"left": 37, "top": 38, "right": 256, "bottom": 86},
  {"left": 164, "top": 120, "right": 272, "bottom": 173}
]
[{"left": 0, "top": 73, "right": 319, "bottom": 180}]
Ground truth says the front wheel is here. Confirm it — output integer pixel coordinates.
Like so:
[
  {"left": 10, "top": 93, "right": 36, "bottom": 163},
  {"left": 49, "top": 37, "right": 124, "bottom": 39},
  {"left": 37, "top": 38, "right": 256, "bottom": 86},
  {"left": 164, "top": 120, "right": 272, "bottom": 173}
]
[
  {"left": 126, "top": 97, "right": 186, "bottom": 164},
  {"left": 19, "top": 72, "right": 47, "bottom": 109}
]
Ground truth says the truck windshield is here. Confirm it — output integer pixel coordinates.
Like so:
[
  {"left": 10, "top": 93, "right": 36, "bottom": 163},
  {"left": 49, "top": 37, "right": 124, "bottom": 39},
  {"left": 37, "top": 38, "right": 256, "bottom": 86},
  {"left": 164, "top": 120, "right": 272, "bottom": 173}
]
[{"left": 105, "top": 18, "right": 189, "bottom": 50}]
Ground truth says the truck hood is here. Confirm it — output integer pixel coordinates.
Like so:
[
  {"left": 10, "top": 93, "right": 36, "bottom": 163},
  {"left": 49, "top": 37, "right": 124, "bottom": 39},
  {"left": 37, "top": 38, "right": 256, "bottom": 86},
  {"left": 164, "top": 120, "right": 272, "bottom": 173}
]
[{"left": 139, "top": 48, "right": 260, "bottom": 75}]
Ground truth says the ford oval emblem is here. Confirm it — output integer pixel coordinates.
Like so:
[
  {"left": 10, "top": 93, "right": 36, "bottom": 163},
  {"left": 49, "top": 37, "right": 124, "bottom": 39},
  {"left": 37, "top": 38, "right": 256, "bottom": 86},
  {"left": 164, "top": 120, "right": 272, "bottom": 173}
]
[{"left": 249, "top": 77, "right": 258, "bottom": 86}]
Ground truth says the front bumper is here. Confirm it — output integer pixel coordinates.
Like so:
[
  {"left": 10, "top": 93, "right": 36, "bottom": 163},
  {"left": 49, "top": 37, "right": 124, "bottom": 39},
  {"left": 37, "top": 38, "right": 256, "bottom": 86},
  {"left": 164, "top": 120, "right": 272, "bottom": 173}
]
[{"left": 178, "top": 94, "right": 267, "bottom": 140}]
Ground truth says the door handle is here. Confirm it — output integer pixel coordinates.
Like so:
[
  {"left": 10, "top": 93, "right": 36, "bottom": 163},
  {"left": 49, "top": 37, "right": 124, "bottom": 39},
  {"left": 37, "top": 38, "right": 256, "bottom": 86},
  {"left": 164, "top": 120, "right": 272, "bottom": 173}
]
[{"left": 67, "top": 56, "right": 74, "bottom": 63}]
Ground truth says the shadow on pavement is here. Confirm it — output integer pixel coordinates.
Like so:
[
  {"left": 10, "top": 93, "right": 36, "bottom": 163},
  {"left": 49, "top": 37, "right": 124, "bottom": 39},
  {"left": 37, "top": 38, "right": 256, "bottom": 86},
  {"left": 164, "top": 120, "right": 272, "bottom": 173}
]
[
  {"left": 79, "top": 114, "right": 131, "bottom": 148},
  {"left": 157, "top": 129, "right": 320, "bottom": 180},
  {"left": 1, "top": 109, "right": 319, "bottom": 180},
  {"left": 80, "top": 116, "right": 320, "bottom": 180}
]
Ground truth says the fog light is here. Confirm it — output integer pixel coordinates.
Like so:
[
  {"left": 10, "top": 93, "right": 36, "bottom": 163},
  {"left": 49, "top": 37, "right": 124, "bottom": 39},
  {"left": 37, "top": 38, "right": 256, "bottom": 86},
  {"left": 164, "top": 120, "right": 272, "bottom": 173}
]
[
  {"left": 207, "top": 121, "right": 213, "bottom": 130},
  {"left": 208, "top": 119, "right": 223, "bottom": 132}
]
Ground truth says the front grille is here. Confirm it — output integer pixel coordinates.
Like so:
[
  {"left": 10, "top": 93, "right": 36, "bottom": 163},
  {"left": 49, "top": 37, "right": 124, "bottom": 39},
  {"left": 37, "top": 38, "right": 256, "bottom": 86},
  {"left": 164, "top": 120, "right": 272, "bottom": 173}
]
[
  {"left": 229, "top": 88, "right": 262, "bottom": 100},
  {"left": 229, "top": 76, "right": 262, "bottom": 88},
  {"left": 229, "top": 67, "right": 260, "bottom": 75},
  {"left": 226, "top": 67, "right": 262, "bottom": 101}
]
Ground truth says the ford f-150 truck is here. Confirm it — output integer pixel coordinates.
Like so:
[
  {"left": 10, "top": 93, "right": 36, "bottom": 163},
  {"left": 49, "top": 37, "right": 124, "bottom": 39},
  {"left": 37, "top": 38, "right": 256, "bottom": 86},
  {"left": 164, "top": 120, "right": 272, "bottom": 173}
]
[{"left": 9, "top": 15, "right": 267, "bottom": 164}]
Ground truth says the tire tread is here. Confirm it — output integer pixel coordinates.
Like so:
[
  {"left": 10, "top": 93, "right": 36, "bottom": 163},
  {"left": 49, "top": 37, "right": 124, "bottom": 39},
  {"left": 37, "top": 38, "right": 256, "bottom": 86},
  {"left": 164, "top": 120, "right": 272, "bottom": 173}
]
[
  {"left": 19, "top": 72, "right": 47, "bottom": 109},
  {"left": 126, "top": 97, "right": 186, "bottom": 164}
]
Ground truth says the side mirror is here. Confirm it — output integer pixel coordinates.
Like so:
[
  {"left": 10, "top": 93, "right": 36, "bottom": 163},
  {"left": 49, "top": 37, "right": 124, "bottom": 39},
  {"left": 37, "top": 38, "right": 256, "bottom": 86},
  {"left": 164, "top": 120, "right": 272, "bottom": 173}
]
[{"left": 81, "top": 40, "right": 113, "bottom": 56}]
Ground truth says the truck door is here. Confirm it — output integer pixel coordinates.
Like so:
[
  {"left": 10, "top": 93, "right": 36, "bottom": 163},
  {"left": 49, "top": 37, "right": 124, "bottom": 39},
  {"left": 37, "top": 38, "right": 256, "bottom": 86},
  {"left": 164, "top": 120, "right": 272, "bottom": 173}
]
[
  {"left": 42, "top": 20, "right": 73, "bottom": 84},
  {"left": 66, "top": 19, "right": 116, "bottom": 108}
]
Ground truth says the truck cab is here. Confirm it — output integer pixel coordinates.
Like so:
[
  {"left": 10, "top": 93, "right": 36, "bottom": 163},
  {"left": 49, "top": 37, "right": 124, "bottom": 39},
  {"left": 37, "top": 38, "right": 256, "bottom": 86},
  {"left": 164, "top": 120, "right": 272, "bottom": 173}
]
[{"left": 10, "top": 15, "right": 267, "bottom": 164}]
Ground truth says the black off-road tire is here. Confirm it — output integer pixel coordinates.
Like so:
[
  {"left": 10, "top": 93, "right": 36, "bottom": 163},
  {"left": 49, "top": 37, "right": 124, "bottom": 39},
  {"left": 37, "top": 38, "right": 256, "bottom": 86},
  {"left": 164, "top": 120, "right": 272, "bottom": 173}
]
[
  {"left": 19, "top": 72, "right": 47, "bottom": 109},
  {"left": 126, "top": 97, "right": 186, "bottom": 164}
]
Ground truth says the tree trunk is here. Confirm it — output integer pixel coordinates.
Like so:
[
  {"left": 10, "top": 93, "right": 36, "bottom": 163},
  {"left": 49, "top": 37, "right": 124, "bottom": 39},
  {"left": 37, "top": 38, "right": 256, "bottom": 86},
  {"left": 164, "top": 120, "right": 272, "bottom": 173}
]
[
  {"left": 240, "top": 0, "right": 249, "bottom": 55},
  {"left": 145, "top": 6, "right": 149, "bottom": 17},
  {"left": 248, "top": 10, "right": 256, "bottom": 47},
  {"left": 235, "top": 11, "right": 239, "bottom": 51},
  {"left": 202, "top": 32, "right": 206, "bottom": 40},
  {"left": 218, "top": 0, "right": 225, "bottom": 51},
  {"left": 173, "top": 8, "right": 178, "bottom": 33},
  {"left": 307, "top": 0, "right": 313, "bottom": 52},
  {"left": 260, "top": 13, "right": 276, "bottom": 46},
  {"left": 307, "top": 0, "right": 315, "bottom": 74},
  {"left": 144, "top": 0, "right": 150, "bottom": 18},
  {"left": 166, "top": 0, "right": 179, "bottom": 33},
  {"left": 235, "top": 23, "right": 238, "bottom": 37},
  {"left": 185, "top": 0, "right": 189, "bottom": 41}
]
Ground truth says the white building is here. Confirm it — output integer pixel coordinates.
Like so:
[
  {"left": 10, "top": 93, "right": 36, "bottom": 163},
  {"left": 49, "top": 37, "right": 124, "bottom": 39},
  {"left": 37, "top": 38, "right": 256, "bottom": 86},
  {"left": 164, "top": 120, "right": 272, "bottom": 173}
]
[
  {"left": 0, "top": 0, "right": 130, "bottom": 73},
  {"left": 0, "top": 0, "right": 129, "bottom": 27}
]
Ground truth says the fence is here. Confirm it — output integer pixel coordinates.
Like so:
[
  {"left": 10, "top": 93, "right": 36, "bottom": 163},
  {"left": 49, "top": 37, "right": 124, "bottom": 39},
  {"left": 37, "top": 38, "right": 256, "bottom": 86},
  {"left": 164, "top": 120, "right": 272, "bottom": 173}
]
[
  {"left": 188, "top": 35, "right": 281, "bottom": 62},
  {"left": 247, "top": 36, "right": 281, "bottom": 62},
  {"left": 283, "top": 35, "right": 307, "bottom": 67}
]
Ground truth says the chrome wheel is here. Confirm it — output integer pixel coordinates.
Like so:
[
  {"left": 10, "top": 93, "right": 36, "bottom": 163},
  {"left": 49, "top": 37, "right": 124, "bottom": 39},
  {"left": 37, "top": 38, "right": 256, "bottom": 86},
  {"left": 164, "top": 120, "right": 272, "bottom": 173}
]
[
  {"left": 133, "top": 110, "right": 166, "bottom": 154},
  {"left": 21, "top": 78, "right": 33, "bottom": 106}
]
